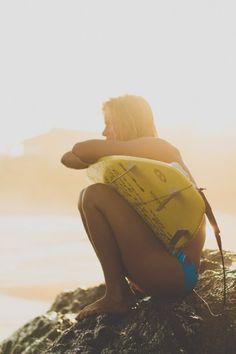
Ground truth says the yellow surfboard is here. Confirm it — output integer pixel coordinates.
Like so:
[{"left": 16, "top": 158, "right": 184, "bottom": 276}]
[{"left": 87, "top": 155, "right": 205, "bottom": 251}]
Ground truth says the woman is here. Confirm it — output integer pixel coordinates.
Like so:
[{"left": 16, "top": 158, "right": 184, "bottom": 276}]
[{"left": 61, "top": 95, "right": 206, "bottom": 320}]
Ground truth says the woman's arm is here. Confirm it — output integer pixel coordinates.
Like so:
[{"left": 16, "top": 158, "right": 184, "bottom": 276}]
[
  {"left": 71, "top": 137, "right": 180, "bottom": 164},
  {"left": 61, "top": 151, "right": 89, "bottom": 169}
]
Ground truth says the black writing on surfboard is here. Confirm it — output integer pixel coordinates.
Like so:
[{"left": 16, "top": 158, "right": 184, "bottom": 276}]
[
  {"left": 118, "top": 163, "right": 145, "bottom": 193},
  {"left": 105, "top": 165, "right": 172, "bottom": 247},
  {"left": 153, "top": 169, "right": 167, "bottom": 183}
]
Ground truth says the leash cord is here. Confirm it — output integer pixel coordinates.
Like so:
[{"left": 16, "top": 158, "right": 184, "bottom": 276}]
[
  {"left": 197, "top": 188, "right": 227, "bottom": 316},
  {"left": 192, "top": 289, "right": 224, "bottom": 317}
]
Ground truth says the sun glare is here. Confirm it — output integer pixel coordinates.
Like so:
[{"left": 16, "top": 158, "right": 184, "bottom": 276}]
[
  {"left": 8, "top": 143, "right": 24, "bottom": 157},
  {"left": 205, "top": 213, "right": 236, "bottom": 252}
]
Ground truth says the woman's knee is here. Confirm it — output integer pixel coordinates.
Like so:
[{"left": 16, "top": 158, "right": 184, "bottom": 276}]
[
  {"left": 78, "top": 188, "right": 87, "bottom": 213},
  {"left": 80, "top": 183, "right": 109, "bottom": 211}
]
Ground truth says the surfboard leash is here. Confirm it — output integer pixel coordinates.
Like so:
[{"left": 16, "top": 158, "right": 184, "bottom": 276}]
[{"left": 197, "top": 188, "right": 227, "bottom": 316}]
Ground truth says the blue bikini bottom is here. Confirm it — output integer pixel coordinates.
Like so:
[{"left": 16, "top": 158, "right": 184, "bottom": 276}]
[{"left": 172, "top": 249, "right": 199, "bottom": 291}]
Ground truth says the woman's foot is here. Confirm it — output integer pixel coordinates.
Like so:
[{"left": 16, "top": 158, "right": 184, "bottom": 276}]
[{"left": 76, "top": 291, "right": 137, "bottom": 320}]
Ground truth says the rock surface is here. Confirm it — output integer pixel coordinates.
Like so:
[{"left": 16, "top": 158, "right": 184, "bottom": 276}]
[{"left": 0, "top": 249, "right": 236, "bottom": 354}]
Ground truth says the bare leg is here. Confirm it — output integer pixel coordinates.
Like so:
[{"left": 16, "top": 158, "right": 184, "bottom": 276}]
[
  {"left": 79, "top": 189, "right": 142, "bottom": 297},
  {"left": 79, "top": 189, "right": 130, "bottom": 282},
  {"left": 76, "top": 183, "right": 185, "bottom": 319},
  {"left": 77, "top": 189, "right": 136, "bottom": 319}
]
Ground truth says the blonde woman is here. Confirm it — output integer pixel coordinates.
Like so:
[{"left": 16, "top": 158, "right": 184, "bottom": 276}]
[{"left": 61, "top": 95, "right": 206, "bottom": 320}]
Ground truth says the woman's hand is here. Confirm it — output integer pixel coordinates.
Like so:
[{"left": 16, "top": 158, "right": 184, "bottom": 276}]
[{"left": 61, "top": 151, "right": 89, "bottom": 169}]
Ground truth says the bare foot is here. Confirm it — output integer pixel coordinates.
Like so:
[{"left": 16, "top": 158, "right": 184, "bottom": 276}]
[{"left": 76, "top": 292, "right": 137, "bottom": 320}]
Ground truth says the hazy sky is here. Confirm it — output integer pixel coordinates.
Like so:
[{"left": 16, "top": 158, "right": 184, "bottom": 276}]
[{"left": 0, "top": 0, "right": 235, "bottom": 152}]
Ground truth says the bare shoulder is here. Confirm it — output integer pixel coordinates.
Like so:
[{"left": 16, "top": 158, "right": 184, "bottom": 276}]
[
  {"left": 136, "top": 137, "right": 181, "bottom": 162},
  {"left": 72, "top": 137, "right": 181, "bottom": 164}
]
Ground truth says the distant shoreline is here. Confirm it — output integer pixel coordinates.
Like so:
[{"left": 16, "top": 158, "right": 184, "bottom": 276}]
[{"left": 0, "top": 281, "right": 102, "bottom": 302}]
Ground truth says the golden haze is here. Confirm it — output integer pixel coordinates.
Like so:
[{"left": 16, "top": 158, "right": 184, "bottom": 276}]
[{"left": 0, "top": 128, "right": 234, "bottom": 217}]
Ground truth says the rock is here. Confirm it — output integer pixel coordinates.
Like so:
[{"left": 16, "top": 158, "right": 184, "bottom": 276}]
[{"left": 0, "top": 250, "right": 236, "bottom": 354}]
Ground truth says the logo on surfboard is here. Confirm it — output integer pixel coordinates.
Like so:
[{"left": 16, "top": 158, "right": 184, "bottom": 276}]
[{"left": 153, "top": 169, "right": 167, "bottom": 183}]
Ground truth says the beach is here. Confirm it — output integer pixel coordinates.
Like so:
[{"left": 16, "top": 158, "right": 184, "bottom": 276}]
[{"left": 0, "top": 212, "right": 236, "bottom": 342}]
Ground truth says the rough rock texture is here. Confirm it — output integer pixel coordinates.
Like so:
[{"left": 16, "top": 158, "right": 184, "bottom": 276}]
[{"left": 0, "top": 249, "right": 236, "bottom": 354}]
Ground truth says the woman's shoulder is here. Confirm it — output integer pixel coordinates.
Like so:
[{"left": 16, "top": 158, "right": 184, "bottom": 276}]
[
  {"left": 139, "top": 136, "right": 178, "bottom": 149},
  {"left": 135, "top": 136, "right": 181, "bottom": 162}
]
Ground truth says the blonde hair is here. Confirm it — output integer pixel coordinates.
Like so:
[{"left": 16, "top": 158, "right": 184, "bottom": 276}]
[{"left": 102, "top": 95, "right": 158, "bottom": 140}]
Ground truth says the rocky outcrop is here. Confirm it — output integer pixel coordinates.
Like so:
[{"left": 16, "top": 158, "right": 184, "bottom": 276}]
[{"left": 0, "top": 249, "right": 236, "bottom": 354}]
